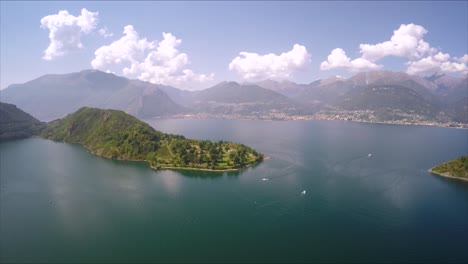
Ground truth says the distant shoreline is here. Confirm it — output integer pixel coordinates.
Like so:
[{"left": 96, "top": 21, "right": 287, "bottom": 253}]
[
  {"left": 428, "top": 168, "right": 468, "bottom": 182},
  {"left": 148, "top": 115, "right": 468, "bottom": 130}
]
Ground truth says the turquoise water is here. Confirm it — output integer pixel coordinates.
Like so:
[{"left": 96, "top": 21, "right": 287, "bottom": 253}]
[{"left": 1, "top": 119, "right": 468, "bottom": 263}]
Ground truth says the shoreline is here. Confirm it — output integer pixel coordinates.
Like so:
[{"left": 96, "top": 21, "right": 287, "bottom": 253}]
[
  {"left": 148, "top": 115, "right": 468, "bottom": 130},
  {"left": 154, "top": 157, "right": 270, "bottom": 172},
  {"left": 155, "top": 166, "right": 239, "bottom": 172},
  {"left": 428, "top": 168, "right": 468, "bottom": 182},
  {"left": 56, "top": 140, "right": 263, "bottom": 173}
]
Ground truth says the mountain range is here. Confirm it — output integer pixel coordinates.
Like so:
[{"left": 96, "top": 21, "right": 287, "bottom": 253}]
[{"left": 1, "top": 69, "right": 466, "bottom": 124}]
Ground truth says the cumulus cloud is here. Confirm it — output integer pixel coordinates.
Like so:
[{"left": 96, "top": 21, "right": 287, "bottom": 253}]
[
  {"left": 320, "top": 48, "right": 382, "bottom": 71},
  {"left": 91, "top": 26, "right": 213, "bottom": 88},
  {"left": 91, "top": 25, "right": 155, "bottom": 68},
  {"left": 454, "top": 54, "right": 468, "bottom": 64},
  {"left": 41, "top": 8, "right": 98, "bottom": 60},
  {"left": 319, "top": 23, "right": 463, "bottom": 74},
  {"left": 406, "top": 52, "right": 467, "bottom": 75},
  {"left": 360, "top": 23, "right": 436, "bottom": 61},
  {"left": 98, "top": 27, "right": 113, "bottom": 38},
  {"left": 228, "top": 44, "right": 311, "bottom": 79}
]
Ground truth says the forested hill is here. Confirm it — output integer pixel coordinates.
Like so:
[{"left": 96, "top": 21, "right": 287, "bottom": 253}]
[
  {"left": 0, "top": 102, "right": 45, "bottom": 141},
  {"left": 429, "top": 156, "right": 468, "bottom": 181},
  {"left": 41, "top": 107, "right": 263, "bottom": 171}
]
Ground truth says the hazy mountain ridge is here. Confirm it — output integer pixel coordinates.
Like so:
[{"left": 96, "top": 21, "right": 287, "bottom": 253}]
[
  {"left": 1, "top": 70, "right": 185, "bottom": 121},
  {"left": 187, "top": 81, "right": 313, "bottom": 116},
  {"left": 1, "top": 70, "right": 467, "bottom": 124}
]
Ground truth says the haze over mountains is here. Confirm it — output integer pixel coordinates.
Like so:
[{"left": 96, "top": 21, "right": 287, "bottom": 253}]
[{"left": 1, "top": 69, "right": 467, "bottom": 124}]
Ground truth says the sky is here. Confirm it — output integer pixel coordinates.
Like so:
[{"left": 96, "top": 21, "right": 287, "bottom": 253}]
[{"left": 1, "top": 1, "right": 467, "bottom": 90}]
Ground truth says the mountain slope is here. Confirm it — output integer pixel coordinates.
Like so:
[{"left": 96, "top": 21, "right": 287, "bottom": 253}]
[
  {"left": 41, "top": 107, "right": 263, "bottom": 170},
  {"left": 190, "top": 82, "right": 312, "bottom": 116},
  {"left": 338, "top": 84, "right": 438, "bottom": 120},
  {"left": 1, "top": 70, "right": 185, "bottom": 121},
  {"left": 0, "top": 102, "right": 45, "bottom": 141},
  {"left": 252, "top": 79, "right": 306, "bottom": 98}
]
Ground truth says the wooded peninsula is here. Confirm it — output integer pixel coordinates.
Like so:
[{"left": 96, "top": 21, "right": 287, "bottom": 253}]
[
  {"left": 41, "top": 107, "right": 264, "bottom": 171},
  {"left": 428, "top": 156, "right": 468, "bottom": 182}
]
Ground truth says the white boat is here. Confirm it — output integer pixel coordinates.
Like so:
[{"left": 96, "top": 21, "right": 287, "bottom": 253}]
[
  {"left": 368, "top": 153, "right": 372, "bottom": 157},
  {"left": 301, "top": 190, "right": 306, "bottom": 195}
]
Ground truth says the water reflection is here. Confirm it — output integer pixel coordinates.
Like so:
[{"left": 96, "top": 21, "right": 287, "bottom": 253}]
[{"left": 167, "top": 161, "right": 263, "bottom": 179}]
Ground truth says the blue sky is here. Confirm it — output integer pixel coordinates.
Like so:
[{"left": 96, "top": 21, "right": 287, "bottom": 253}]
[{"left": 1, "top": 1, "right": 467, "bottom": 90}]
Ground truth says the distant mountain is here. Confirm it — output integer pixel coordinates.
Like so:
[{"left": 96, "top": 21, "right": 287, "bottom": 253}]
[
  {"left": 428, "top": 74, "right": 468, "bottom": 104},
  {"left": 1, "top": 70, "right": 186, "bottom": 121},
  {"left": 251, "top": 79, "right": 307, "bottom": 98},
  {"left": 296, "top": 77, "right": 352, "bottom": 105},
  {"left": 446, "top": 97, "right": 468, "bottom": 123},
  {"left": 294, "top": 71, "right": 468, "bottom": 121},
  {"left": 0, "top": 102, "right": 45, "bottom": 141},
  {"left": 188, "top": 82, "right": 312, "bottom": 116},
  {"left": 1, "top": 70, "right": 466, "bottom": 124},
  {"left": 158, "top": 85, "right": 197, "bottom": 107},
  {"left": 338, "top": 84, "right": 438, "bottom": 119}
]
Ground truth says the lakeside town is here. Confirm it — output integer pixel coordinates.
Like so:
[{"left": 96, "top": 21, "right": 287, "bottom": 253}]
[{"left": 156, "top": 109, "right": 468, "bottom": 129}]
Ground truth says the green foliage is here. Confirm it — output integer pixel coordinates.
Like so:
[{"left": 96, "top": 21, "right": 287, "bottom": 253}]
[
  {"left": 41, "top": 107, "right": 263, "bottom": 171},
  {"left": 0, "top": 102, "right": 45, "bottom": 141},
  {"left": 431, "top": 156, "right": 468, "bottom": 179}
]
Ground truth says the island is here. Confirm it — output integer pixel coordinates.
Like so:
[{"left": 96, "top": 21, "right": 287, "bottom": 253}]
[
  {"left": 428, "top": 156, "right": 468, "bottom": 182},
  {"left": 41, "top": 107, "right": 263, "bottom": 171}
]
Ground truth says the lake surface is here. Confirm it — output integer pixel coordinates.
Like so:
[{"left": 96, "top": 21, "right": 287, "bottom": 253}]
[{"left": 1, "top": 119, "right": 468, "bottom": 263}]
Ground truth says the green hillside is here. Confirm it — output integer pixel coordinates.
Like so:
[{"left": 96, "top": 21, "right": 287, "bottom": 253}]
[
  {"left": 41, "top": 107, "right": 263, "bottom": 171},
  {"left": 429, "top": 156, "right": 468, "bottom": 180},
  {"left": 0, "top": 102, "right": 45, "bottom": 141}
]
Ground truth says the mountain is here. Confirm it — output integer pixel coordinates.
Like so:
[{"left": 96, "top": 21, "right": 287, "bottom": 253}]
[
  {"left": 252, "top": 79, "right": 306, "bottom": 98},
  {"left": 338, "top": 84, "right": 438, "bottom": 120},
  {"left": 1, "top": 70, "right": 466, "bottom": 124},
  {"left": 188, "top": 82, "right": 312, "bottom": 116},
  {"left": 446, "top": 97, "right": 468, "bottom": 123},
  {"left": 41, "top": 107, "right": 263, "bottom": 170},
  {"left": 293, "top": 71, "right": 468, "bottom": 121},
  {"left": 158, "top": 85, "right": 197, "bottom": 107},
  {"left": 296, "top": 77, "right": 353, "bottom": 105},
  {"left": 1, "top": 70, "right": 186, "bottom": 121},
  {"left": 429, "top": 75, "right": 468, "bottom": 104},
  {"left": 0, "top": 102, "right": 45, "bottom": 141}
]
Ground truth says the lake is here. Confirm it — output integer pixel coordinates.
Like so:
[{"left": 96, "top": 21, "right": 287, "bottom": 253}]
[{"left": 1, "top": 119, "right": 468, "bottom": 263}]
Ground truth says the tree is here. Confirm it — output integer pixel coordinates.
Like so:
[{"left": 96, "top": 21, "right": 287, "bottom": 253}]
[{"left": 146, "top": 152, "right": 159, "bottom": 167}]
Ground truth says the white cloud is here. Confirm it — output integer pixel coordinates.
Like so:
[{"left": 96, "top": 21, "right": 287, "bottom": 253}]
[
  {"left": 41, "top": 8, "right": 98, "bottom": 60},
  {"left": 360, "top": 23, "right": 436, "bottom": 62},
  {"left": 454, "top": 54, "right": 468, "bottom": 64},
  {"left": 320, "top": 48, "right": 382, "bottom": 71},
  {"left": 98, "top": 27, "right": 113, "bottom": 38},
  {"left": 228, "top": 44, "right": 311, "bottom": 79},
  {"left": 406, "top": 52, "right": 468, "bottom": 75},
  {"left": 91, "top": 25, "right": 155, "bottom": 69},
  {"left": 91, "top": 26, "right": 213, "bottom": 89}
]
